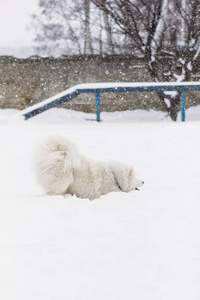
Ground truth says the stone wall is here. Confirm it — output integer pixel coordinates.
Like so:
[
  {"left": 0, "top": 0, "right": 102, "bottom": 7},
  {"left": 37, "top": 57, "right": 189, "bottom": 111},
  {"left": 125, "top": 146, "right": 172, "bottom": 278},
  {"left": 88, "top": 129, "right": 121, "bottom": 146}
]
[{"left": 0, "top": 55, "right": 200, "bottom": 112}]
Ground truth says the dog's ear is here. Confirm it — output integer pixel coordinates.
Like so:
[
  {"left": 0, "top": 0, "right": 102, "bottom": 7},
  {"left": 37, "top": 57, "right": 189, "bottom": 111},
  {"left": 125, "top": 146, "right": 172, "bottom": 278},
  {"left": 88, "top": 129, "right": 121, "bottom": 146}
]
[{"left": 110, "top": 162, "right": 135, "bottom": 192}]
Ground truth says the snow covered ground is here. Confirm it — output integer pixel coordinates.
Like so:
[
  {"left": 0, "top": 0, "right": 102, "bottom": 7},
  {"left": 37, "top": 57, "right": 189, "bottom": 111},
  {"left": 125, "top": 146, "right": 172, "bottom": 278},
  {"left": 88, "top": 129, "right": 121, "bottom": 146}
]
[{"left": 1, "top": 106, "right": 200, "bottom": 300}]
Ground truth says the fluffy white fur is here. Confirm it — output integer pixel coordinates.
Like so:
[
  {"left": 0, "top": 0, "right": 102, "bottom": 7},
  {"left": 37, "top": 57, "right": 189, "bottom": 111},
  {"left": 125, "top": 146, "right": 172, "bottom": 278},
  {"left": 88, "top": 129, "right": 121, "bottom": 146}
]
[{"left": 34, "top": 136, "right": 144, "bottom": 200}]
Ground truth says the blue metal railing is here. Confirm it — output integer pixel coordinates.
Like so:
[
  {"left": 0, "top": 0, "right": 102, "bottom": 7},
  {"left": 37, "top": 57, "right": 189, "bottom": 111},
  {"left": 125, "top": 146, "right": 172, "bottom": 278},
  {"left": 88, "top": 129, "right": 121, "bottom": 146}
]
[{"left": 21, "top": 82, "right": 200, "bottom": 122}]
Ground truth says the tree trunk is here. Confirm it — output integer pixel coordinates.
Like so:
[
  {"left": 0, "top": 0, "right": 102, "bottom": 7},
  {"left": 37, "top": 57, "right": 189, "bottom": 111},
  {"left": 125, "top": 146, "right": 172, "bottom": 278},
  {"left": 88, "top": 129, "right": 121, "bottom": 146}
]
[
  {"left": 168, "top": 93, "right": 181, "bottom": 121},
  {"left": 84, "top": 0, "right": 92, "bottom": 54},
  {"left": 150, "top": 0, "right": 169, "bottom": 62},
  {"left": 178, "top": 0, "right": 189, "bottom": 49},
  {"left": 103, "top": 9, "right": 114, "bottom": 54}
]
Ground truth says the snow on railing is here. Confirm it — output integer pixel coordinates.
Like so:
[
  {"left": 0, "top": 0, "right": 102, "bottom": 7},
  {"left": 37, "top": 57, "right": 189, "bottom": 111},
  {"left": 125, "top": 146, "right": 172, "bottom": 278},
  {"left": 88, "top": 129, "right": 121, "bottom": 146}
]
[{"left": 21, "top": 82, "right": 200, "bottom": 122}]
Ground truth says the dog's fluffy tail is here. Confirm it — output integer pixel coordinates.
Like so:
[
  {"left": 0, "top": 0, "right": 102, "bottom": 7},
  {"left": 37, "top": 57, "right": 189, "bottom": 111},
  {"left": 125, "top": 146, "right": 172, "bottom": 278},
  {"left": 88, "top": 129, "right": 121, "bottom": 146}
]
[{"left": 34, "top": 135, "right": 81, "bottom": 195}]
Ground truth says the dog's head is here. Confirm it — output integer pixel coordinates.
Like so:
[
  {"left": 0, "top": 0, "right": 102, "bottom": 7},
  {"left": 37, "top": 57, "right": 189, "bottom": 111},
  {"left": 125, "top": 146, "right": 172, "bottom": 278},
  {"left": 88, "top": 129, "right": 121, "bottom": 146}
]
[
  {"left": 110, "top": 161, "right": 144, "bottom": 192},
  {"left": 135, "top": 179, "right": 144, "bottom": 191}
]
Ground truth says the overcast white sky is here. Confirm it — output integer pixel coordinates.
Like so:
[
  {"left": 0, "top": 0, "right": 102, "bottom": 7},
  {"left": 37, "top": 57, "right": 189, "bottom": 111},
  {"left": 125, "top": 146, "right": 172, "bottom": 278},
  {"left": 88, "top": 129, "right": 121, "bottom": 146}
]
[{"left": 0, "top": 0, "right": 39, "bottom": 57}]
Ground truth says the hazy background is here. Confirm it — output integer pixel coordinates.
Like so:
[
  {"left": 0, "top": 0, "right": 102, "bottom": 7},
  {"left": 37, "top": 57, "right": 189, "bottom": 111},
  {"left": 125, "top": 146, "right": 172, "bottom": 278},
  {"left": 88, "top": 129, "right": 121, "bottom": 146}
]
[{"left": 0, "top": 0, "right": 39, "bottom": 57}]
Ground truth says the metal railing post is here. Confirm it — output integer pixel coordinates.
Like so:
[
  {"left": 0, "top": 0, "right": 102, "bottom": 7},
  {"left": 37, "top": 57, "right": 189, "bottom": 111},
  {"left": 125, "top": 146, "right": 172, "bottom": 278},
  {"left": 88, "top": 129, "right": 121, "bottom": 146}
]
[
  {"left": 96, "top": 92, "right": 101, "bottom": 122},
  {"left": 181, "top": 92, "right": 186, "bottom": 122}
]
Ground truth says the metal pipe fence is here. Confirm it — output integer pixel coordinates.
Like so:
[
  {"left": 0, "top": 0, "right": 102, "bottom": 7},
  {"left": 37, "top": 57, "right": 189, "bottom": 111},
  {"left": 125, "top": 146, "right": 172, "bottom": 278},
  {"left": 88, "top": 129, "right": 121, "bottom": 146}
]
[{"left": 22, "top": 82, "right": 200, "bottom": 122}]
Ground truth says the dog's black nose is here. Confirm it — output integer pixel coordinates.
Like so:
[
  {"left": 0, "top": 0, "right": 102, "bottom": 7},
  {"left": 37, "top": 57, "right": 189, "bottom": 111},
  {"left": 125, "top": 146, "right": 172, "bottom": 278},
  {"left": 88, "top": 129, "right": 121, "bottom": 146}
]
[{"left": 142, "top": 181, "right": 144, "bottom": 185}]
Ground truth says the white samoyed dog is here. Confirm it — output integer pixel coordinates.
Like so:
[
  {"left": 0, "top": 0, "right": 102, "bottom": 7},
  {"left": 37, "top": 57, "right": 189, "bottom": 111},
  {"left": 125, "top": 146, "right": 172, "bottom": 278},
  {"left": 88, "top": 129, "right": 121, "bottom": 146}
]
[{"left": 34, "top": 136, "right": 144, "bottom": 200}]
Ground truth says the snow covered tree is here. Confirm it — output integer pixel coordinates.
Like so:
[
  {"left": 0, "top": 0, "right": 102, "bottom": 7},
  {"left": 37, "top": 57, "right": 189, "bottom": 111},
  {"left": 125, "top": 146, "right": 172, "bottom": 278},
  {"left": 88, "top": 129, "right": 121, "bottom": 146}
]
[
  {"left": 163, "top": 0, "right": 200, "bottom": 120},
  {"left": 92, "top": 0, "right": 200, "bottom": 120}
]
